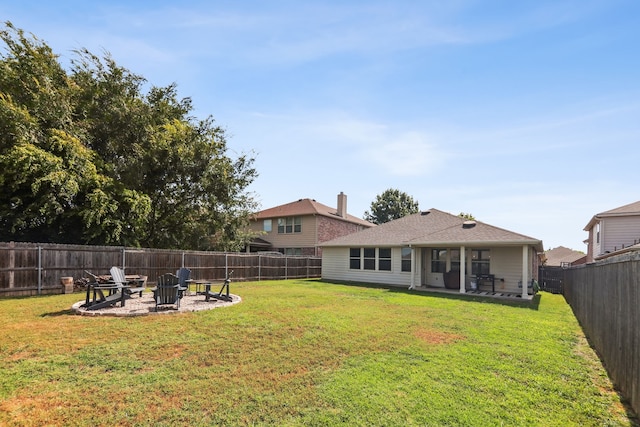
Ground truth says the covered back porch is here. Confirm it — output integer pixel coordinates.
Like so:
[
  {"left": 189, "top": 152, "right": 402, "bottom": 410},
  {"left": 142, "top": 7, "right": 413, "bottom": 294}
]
[{"left": 407, "top": 244, "right": 540, "bottom": 300}]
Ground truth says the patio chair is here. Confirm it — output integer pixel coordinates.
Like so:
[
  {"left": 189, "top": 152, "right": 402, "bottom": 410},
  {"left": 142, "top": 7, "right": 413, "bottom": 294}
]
[
  {"left": 154, "top": 273, "right": 181, "bottom": 310},
  {"left": 176, "top": 267, "right": 191, "bottom": 297},
  {"left": 110, "top": 266, "right": 145, "bottom": 297}
]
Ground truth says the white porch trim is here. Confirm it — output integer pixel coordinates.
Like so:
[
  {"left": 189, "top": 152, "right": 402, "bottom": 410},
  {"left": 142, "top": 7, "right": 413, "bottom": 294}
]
[
  {"left": 409, "top": 246, "right": 416, "bottom": 290},
  {"left": 459, "top": 245, "right": 466, "bottom": 294},
  {"left": 521, "top": 245, "right": 529, "bottom": 299}
]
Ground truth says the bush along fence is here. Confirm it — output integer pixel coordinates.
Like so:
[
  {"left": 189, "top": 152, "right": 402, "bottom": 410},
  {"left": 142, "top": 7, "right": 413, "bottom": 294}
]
[
  {"left": 563, "top": 250, "right": 640, "bottom": 418},
  {"left": 0, "top": 242, "right": 321, "bottom": 297}
]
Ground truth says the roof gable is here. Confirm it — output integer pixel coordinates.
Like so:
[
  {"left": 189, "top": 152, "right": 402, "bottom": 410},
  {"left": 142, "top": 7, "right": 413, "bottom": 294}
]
[
  {"left": 320, "top": 208, "right": 543, "bottom": 250},
  {"left": 254, "top": 198, "right": 374, "bottom": 227},
  {"left": 584, "top": 200, "right": 640, "bottom": 230}
]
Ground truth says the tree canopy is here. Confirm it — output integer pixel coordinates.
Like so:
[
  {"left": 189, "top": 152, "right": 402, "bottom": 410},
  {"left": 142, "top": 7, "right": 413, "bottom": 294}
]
[
  {"left": 0, "top": 22, "right": 258, "bottom": 250},
  {"left": 363, "top": 188, "right": 420, "bottom": 225}
]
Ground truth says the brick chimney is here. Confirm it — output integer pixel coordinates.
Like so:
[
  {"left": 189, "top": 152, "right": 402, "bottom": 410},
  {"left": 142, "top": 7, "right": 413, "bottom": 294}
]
[{"left": 337, "top": 192, "right": 347, "bottom": 218}]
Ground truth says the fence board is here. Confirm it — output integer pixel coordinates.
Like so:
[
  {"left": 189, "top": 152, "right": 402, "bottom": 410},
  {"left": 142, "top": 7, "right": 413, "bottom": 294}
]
[
  {"left": 564, "top": 251, "right": 640, "bottom": 418},
  {"left": 0, "top": 242, "right": 321, "bottom": 296}
]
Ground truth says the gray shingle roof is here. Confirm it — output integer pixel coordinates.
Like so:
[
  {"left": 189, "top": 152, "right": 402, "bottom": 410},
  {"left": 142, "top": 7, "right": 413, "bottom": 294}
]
[
  {"left": 320, "top": 208, "right": 543, "bottom": 250},
  {"left": 254, "top": 198, "right": 374, "bottom": 227}
]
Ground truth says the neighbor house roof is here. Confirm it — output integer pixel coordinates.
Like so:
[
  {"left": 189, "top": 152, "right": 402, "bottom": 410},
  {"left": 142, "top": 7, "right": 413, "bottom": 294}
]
[
  {"left": 544, "top": 246, "right": 586, "bottom": 267},
  {"left": 584, "top": 200, "right": 640, "bottom": 230},
  {"left": 320, "top": 208, "right": 543, "bottom": 251},
  {"left": 254, "top": 198, "right": 374, "bottom": 227}
]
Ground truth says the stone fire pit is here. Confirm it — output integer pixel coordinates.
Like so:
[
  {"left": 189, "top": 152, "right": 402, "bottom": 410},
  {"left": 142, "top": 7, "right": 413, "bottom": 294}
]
[{"left": 71, "top": 291, "right": 241, "bottom": 317}]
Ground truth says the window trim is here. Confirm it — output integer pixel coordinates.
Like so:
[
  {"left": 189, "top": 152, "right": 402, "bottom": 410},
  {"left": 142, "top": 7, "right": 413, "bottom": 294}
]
[
  {"left": 349, "top": 247, "right": 394, "bottom": 271},
  {"left": 431, "top": 249, "right": 447, "bottom": 273},
  {"left": 401, "top": 247, "right": 412, "bottom": 272},
  {"left": 277, "top": 216, "right": 302, "bottom": 234},
  {"left": 378, "top": 248, "right": 392, "bottom": 271},
  {"left": 471, "top": 249, "right": 491, "bottom": 276}
]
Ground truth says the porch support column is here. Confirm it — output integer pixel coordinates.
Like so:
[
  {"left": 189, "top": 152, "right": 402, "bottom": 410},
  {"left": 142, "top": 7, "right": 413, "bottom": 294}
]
[
  {"left": 459, "top": 245, "right": 466, "bottom": 294},
  {"left": 521, "top": 245, "right": 529, "bottom": 299},
  {"left": 409, "top": 246, "right": 416, "bottom": 290}
]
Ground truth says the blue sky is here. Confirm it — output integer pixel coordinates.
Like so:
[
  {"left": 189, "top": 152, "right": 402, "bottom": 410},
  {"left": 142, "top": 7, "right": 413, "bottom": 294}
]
[{"left": 4, "top": 1, "right": 640, "bottom": 251}]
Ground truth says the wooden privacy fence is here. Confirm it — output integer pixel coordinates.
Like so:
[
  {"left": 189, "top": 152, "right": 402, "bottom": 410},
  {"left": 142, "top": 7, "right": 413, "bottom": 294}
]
[
  {"left": 0, "top": 242, "right": 321, "bottom": 296},
  {"left": 563, "top": 251, "right": 640, "bottom": 418}
]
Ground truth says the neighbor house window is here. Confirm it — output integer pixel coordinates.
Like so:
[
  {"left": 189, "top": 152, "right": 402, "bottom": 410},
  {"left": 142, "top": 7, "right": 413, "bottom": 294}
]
[
  {"left": 431, "top": 249, "right": 447, "bottom": 273},
  {"left": 378, "top": 248, "right": 391, "bottom": 271},
  {"left": 350, "top": 248, "right": 361, "bottom": 269},
  {"left": 278, "top": 217, "right": 301, "bottom": 234},
  {"left": 363, "top": 248, "right": 376, "bottom": 270},
  {"left": 472, "top": 249, "right": 490, "bottom": 275},
  {"left": 263, "top": 219, "right": 272, "bottom": 232},
  {"left": 401, "top": 248, "right": 412, "bottom": 272},
  {"left": 285, "top": 248, "right": 302, "bottom": 256}
]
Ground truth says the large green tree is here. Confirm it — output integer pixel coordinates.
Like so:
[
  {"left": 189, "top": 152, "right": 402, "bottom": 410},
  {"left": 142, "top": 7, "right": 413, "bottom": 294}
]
[
  {"left": 0, "top": 22, "right": 257, "bottom": 250},
  {"left": 363, "top": 188, "right": 420, "bottom": 225}
]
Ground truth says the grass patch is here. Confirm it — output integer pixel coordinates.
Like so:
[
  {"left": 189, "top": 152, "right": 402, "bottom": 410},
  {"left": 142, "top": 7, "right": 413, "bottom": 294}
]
[{"left": 0, "top": 279, "right": 635, "bottom": 426}]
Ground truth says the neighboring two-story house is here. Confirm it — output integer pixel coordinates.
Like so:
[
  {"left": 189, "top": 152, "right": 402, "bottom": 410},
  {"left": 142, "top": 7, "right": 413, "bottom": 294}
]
[
  {"left": 247, "top": 192, "right": 375, "bottom": 256},
  {"left": 584, "top": 200, "right": 640, "bottom": 262}
]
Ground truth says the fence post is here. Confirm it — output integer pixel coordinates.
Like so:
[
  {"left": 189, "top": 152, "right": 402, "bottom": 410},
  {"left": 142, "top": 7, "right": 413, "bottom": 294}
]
[
  {"left": 182, "top": 252, "right": 185, "bottom": 268},
  {"left": 121, "top": 247, "right": 126, "bottom": 271},
  {"left": 9, "top": 241, "right": 15, "bottom": 289},
  {"left": 37, "top": 246, "right": 42, "bottom": 295},
  {"left": 258, "top": 254, "right": 262, "bottom": 281},
  {"left": 285, "top": 256, "right": 288, "bottom": 280},
  {"left": 225, "top": 253, "right": 228, "bottom": 279}
]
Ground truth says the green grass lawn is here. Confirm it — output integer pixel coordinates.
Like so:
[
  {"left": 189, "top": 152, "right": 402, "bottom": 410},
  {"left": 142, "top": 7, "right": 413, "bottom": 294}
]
[{"left": 0, "top": 279, "right": 635, "bottom": 426}]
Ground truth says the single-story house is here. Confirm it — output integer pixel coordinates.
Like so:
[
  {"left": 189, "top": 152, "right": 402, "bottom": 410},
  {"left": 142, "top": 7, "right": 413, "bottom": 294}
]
[{"left": 320, "top": 208, "right": 544, "bottom": 299}]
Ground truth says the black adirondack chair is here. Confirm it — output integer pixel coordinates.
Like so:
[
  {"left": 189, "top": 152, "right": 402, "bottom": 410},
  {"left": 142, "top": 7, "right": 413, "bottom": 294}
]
[{"left": 154, "top": 273, "right": 181, "bottom": 310}]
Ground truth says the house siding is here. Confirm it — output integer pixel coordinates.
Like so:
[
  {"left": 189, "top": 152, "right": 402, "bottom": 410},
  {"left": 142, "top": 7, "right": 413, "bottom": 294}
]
[
  {"left": 321, "top": 247, "right": 411, "bottom": 287},
  {"left": 602, "top": 216, "right": 640, "bottom": 255},
  {"left": 249, "top": 215, "right": 318, "bottom": 252}
]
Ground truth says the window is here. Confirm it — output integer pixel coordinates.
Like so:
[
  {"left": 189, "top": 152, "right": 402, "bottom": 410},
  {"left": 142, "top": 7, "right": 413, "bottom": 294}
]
[
  {"left": 401, "top": 247, "right": 412, "bottom": 272},
  {"left": 450, "top": 249, "right": 460, "bottom": 271},
  {"left": 472, "top": 249, "right": 490, "bottom": 275},
  {"left": 285, "top": 248, "right": 302, "bottom": 255},
  {"left": 363, "top": 248, "right": 376, "bottom": 270},
  {"left": 596, "top": 222, "right": 600, "bottom": 244},
  {"left": 350, "top": 248, "right": 361, "bottom": 269},
  {"left": 350, "top": 247, "right": 393, "bottom": 271},
  {"left": 263, "top": 219, "right": 272, "bottom": 232},
  {"left": 379, "top": 248, "right": 391, "bottom": 271},
  {"left": 431, "top": 249, "right": 447, "bottom": 273},
  {"left": 278, "top": 217, "right": 301, "bottom": 234}
]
